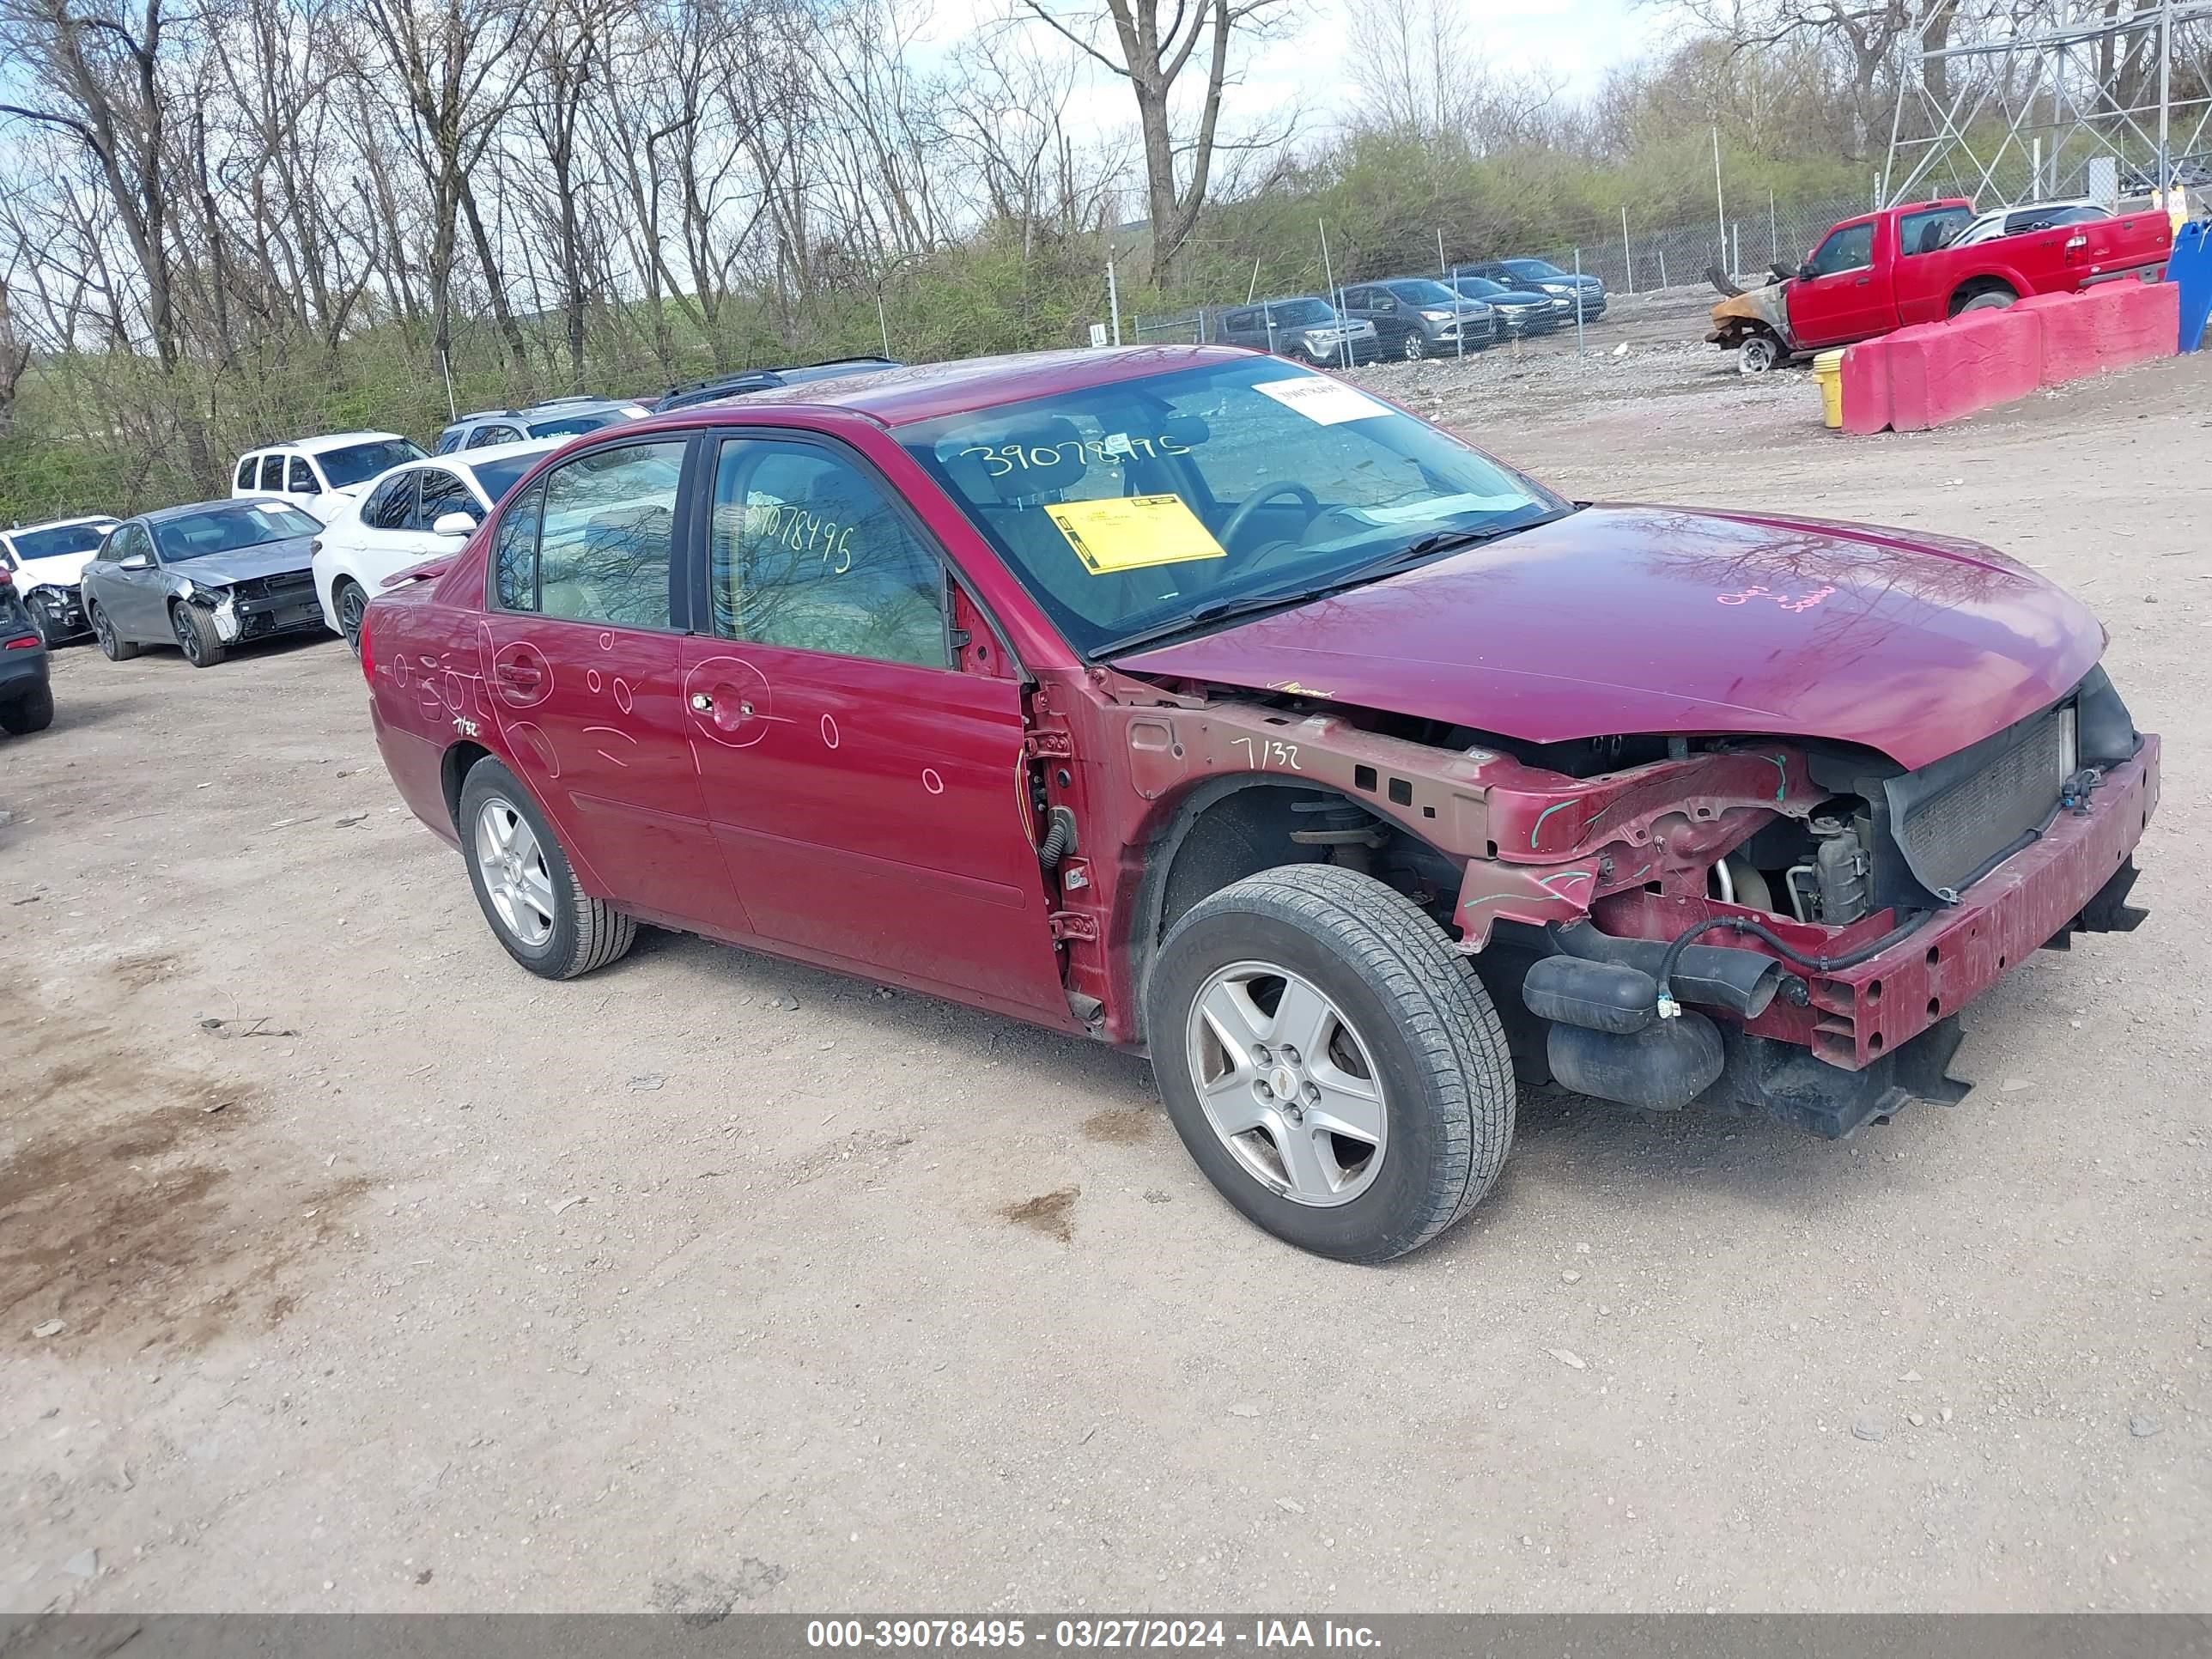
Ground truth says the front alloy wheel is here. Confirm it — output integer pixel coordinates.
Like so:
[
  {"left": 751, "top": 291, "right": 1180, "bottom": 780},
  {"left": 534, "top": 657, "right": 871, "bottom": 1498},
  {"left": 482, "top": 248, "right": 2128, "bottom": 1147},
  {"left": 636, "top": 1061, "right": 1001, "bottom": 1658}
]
[
  {"left": 1188, "top": 962, "right": 1389, "bottom": 1206},
  {"left": 1147, "top": 863, "right": 1516, "bottom": 1262},
  {"left": 1401, "top": 331, "right": 1427, "bottom": 361}
]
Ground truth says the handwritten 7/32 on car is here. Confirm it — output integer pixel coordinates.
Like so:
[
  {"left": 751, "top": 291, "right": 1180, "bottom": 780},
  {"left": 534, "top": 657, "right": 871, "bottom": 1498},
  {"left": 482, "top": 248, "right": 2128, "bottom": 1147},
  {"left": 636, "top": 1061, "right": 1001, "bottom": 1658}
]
[{"left": 354, "top": 347, "right": 2156, "bottom": 1263}]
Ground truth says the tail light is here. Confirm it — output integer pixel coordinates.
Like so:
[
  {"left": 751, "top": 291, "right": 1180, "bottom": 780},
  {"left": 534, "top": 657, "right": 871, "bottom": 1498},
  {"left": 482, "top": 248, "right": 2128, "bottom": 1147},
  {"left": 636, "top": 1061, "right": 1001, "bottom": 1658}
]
[
  {"left": 357, "top": 604, "right": 375, "bottom": 681},
  {"left": 4, "top": 636, "right": 37, "bottom": 651}
]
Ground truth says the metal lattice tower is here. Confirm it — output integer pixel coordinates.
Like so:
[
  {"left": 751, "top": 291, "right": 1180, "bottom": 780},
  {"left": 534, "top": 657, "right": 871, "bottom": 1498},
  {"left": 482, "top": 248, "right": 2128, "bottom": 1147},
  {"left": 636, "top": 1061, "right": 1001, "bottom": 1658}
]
[{"left": 1883, "top": 1, "right": 2212, "bottom": 208}]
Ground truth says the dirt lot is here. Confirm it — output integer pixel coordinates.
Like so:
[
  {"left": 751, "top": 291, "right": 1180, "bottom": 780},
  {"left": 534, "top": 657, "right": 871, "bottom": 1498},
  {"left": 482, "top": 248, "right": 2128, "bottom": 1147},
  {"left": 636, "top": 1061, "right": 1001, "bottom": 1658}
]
[{"left": 3, "top": 338, "right": 2207, "bottom": 1614}]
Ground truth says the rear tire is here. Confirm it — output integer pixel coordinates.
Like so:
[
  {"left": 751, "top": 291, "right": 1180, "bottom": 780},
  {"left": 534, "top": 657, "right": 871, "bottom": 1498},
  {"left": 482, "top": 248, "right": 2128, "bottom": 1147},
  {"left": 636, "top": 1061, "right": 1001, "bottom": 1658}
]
[
  {"left": 1954, "top": 285, "right": 2019, "bottom": 315},
  {"left": 171, "top": 601, "right": 226, "bottom": 668},
  {"left": 90, "top": 603, "right": 138, "bottom": 661},
  {"left": 333, "top": 578, "right": 368, "bottom": 656},
  {"left": 458, "top": 757, "right": 636, "bottom": 980},
  {"left": 1146, "top": 863, "right": 1516, "bottom": 1262},
  {"left": 0, "top": 683, "right": 54, "bottom": 735}
]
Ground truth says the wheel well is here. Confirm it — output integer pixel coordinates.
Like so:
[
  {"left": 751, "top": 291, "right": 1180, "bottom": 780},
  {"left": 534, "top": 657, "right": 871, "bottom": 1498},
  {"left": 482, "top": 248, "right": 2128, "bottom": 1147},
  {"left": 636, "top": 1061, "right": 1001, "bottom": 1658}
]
[
  {"left": 441, "top": 741, "right": 493, "bottom": 830},
  {"left": 1127, "top": 776, "right": 1464, "bottom": 1042},
  {"left": 1948, "top": 276, "right": 2019, "bottom": 313}
]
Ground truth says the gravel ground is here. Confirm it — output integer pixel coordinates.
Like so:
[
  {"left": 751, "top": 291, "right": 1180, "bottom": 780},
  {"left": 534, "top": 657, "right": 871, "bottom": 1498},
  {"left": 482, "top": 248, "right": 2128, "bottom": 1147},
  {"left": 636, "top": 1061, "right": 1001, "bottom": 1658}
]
[{"left": 2, "top": 343, "right": 2207, "bottom": 1614}]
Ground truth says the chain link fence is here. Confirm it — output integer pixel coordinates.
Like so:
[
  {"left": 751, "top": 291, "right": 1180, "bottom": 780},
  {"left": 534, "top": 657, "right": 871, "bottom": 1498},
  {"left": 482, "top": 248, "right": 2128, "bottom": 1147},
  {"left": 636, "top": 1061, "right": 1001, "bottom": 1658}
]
[{"left": 1133, "top": 193, "right": 1877, "bottom": 344}]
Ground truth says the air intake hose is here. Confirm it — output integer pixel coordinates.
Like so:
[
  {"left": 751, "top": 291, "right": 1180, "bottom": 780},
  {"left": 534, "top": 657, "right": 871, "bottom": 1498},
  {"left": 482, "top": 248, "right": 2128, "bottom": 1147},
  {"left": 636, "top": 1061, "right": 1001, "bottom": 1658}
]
[{"left": 1036, "top": 805, "right": 1077, "bottom": 869}]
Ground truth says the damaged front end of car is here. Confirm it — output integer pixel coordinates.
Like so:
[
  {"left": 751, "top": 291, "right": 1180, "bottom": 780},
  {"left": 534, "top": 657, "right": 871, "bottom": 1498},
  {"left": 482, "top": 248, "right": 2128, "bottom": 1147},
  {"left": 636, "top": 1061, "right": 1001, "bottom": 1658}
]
[{"left": 1106, "top": 665, "right": 2156, "bottom": 1140}]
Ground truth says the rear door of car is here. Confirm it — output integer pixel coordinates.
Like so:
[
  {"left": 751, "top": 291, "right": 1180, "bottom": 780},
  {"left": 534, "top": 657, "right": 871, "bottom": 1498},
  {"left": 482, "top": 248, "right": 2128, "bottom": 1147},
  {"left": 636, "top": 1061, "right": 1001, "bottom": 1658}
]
[
  {"left": 478, "top": 431, "right": 738, "bottom": 933},
  {"left": 349, "top": 469, "right": 444, "bottom": 591},
  {"left": 675, "top": 427, "right": 1068, "bottom": 1016}
]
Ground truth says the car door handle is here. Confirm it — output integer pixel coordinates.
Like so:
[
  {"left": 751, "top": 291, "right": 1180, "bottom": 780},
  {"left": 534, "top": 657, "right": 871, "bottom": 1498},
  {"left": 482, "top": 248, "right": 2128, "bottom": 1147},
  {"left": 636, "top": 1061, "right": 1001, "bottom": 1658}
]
[
  {"left": 1854, "top": 276, "right": 1870, "bottom": 286},
  {"left": 496, "top": 660, "right": 544, "bottom": 689}
]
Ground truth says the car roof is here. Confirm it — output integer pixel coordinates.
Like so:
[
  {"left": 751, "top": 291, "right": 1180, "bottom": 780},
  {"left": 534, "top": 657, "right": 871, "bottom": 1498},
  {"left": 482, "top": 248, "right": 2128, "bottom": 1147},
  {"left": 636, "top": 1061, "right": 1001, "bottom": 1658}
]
[
  {"left": 143, "top": 496, "right": 297, "bottom": 524},
  {"left": 687, "top": 345, "right": 1255, "bottom": 428},
  {"left": 410, "top": 437, "right": 562, "bottom": 467},
  {"left": 271, "top": 431, "right": 410, "bottom": 454},
  {"left": 6, "top": 514, "right": 119, "bottom": 535}
]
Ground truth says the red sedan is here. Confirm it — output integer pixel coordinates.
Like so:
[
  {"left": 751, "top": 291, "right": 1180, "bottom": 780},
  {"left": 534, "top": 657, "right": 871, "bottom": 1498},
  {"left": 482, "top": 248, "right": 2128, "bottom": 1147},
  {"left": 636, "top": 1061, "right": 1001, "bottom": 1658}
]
[{"left": 361, "top": 346, "right": 2156, "bottom": 1261}]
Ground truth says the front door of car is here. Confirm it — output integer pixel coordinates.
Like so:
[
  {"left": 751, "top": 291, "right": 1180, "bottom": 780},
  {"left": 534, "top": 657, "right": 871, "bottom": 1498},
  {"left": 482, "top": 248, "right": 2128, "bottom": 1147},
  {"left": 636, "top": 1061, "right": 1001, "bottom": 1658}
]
[
  {"left": 477, "top": 434, "right": 742, "bottom": 935},
  {"left": 1788, "top": 217, "right": 1893, "bottom": 347},
  {"left": 678, "top": 431, "right": 1068, "bottom": 1017},
  {"left": 96, "top": 525, "right": 165, "bottom": 638}
]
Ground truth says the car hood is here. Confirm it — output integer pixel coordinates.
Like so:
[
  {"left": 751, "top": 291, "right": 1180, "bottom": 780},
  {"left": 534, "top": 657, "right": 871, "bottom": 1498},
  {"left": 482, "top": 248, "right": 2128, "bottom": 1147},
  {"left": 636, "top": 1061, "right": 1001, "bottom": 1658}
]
[
  {"left": 11, "top": 550, "right": 98, "bottom": 590},
  {"left": 173, "top": 535, "right": 318, "bottom": 586},
  {"left": 1113, "top": 504, "right": 2105, "bottom": 771},
  {"left": 1486, "top": 290, "right": 1554, "bottom": 307}
]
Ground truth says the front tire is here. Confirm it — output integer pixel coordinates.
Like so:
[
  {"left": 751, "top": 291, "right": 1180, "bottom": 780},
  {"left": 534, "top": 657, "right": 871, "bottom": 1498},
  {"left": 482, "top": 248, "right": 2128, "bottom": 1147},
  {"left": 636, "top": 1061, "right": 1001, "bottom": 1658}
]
[
  {"left": 172, "top": 601, "right": 226, "bottom": 668},
  {"left": 90, "top": 603, "right": 139, "bottom": 661},
  {"left": 458, "top": 757, "right": 636, "bottom": 980},
  {"left": 1738, "top": 332, "right": 1783, "bottom": 373},
  {"left": 1401, "top": 331, "right": 1427, "bottom": 362},
  {"left": 0, "top": 683, "right": 54, "bottom": 735},
  {"left": 1146, "top": 864, "right": 1515, "bottom": 1262}
]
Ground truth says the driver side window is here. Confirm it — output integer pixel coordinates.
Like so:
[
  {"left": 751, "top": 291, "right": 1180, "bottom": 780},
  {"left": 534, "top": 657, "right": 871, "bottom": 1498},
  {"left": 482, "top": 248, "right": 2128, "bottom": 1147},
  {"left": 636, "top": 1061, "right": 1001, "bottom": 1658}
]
[{"left": 1811, "top": 222, "right": 1875, "bottom": 275}]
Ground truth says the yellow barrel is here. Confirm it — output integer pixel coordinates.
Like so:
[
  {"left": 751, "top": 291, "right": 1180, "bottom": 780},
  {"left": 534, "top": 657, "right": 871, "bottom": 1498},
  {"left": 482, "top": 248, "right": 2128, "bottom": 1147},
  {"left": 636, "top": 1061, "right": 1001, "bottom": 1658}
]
[{"left": 1814, "top": 347, "right": 1846, "bottom": 428}]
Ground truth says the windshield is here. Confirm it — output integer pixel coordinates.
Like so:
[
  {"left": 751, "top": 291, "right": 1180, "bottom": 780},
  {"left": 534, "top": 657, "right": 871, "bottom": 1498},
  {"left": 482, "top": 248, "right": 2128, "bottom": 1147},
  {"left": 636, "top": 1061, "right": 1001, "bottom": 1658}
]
[
  {"left": 902, "top": 357, "right": 1562, "bottom": 659},
  {"left": 151, "top": 502, "right": 321, "bottom": 561},
  {"left": 529, "top": 410, "right": 623, "bottom": 439},
  {"left": 1257, "top": 300, "right": 1334, "bottom": 327},
  {"left": 1504, "top": 258, "right": 1565, "bottom": 280},
  {"left": 470, "top": 453, "right": 544, "bottom": 503},
  {"left": 319, "top": 439, "right": 428, "bottom": 489},
  {"left": 9, "top": 522, "right": 112, "bottom": 562},
  {"left": 1389, "top": 280, "right": 1462, "bottom": 307}
]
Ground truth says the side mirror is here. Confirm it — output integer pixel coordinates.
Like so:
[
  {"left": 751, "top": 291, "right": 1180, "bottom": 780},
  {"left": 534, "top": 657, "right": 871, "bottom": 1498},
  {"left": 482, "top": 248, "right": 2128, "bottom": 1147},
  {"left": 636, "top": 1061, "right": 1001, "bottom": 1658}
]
[
  {"left": 119, "top": 552, "right": 152, "bottom": 572},
  {"left": 1797, "top": 262, "right": 1820, "bottom": 281},
  {"left": 432, "top": 511, "right": 478, "bottom": 538}
]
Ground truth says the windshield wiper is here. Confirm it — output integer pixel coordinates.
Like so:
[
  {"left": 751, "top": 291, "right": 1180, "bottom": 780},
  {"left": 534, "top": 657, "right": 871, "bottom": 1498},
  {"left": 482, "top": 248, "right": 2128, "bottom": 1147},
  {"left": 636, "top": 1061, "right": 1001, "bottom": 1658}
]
[{"left": 1094, "top": 507, "right": 1575, "bottom": 660}]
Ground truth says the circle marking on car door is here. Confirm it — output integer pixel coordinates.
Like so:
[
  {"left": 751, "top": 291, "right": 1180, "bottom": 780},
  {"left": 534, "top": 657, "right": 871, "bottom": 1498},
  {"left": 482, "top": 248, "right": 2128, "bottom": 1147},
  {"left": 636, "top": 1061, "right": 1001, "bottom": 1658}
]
[
  {"left": 684, "top": 655, "right": 775, "bottom": 748},
  {"left": 921, "top": 768, "right": 945, "bottom": 795}
]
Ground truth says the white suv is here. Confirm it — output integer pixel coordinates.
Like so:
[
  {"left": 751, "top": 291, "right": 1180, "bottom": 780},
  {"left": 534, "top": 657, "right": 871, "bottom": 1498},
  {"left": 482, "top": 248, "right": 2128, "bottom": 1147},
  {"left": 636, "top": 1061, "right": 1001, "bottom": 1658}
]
[
  {"left": 310, "top": 438, "right": 557, "bottom": 651},
  {"left": 1, "top": 514, "right": 121, "bottom": 644},
  {"left": 230, "top": 432, "right": 427, "bottom": 523}
]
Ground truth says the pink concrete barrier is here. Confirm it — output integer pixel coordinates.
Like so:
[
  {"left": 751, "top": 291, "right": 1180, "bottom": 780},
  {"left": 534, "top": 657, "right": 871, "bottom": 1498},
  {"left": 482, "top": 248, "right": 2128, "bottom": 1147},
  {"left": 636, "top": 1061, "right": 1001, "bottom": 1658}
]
[
  {"left": 2014, "top": 291, "right": 2100, "bottom": 386},
  {"left": 1838, "top": 337, "right": 1892, "bottom": 435},
  {"left": 1833, "top": 277, "right": 2178, "bottom": 433}
]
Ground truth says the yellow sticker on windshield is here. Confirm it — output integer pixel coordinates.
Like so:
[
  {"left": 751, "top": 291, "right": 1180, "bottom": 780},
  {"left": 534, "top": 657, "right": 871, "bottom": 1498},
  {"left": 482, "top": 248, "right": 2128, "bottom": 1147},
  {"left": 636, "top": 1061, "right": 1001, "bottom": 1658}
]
[{"left": 1044, "top": 495, "right": 1228, "bottom": 575}]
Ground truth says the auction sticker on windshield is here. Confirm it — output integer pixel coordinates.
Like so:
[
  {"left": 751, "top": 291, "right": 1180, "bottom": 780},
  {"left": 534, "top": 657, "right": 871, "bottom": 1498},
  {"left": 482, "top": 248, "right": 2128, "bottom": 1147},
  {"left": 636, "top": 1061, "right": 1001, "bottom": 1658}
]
[
  {"left": 1252, "top": 377, "right": 1393, "bottom": 424},
  {"left": 1045, "top": 494, "right": 1229, "bottom": 574}
]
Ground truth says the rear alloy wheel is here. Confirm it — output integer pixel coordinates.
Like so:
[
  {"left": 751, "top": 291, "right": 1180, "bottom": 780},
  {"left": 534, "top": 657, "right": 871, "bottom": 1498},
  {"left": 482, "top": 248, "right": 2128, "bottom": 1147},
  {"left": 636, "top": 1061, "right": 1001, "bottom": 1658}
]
[
  {"left": 0, "top": 683, "right": 54, "bottom": 735},
  {"left": 1738, "top": 333, "right": 1783, "bottom": 374},
  {"left": 1401, "top": 331, "right": 1427, "bottom": 362},
  {"left": 334, "top": 579, "right": 368, "bottom": 656},
  {"left": 1146, "top": 864, "right": 1515, "bottom": 1262},
  {"left": 90, "top": 604, "right": 138, "bottom": 662},
  {"left": 458, "top": 757, "right": 635, "bottom": 980},
  {"left": 171, "top": 601, "right": 226, "bottom": 668}
]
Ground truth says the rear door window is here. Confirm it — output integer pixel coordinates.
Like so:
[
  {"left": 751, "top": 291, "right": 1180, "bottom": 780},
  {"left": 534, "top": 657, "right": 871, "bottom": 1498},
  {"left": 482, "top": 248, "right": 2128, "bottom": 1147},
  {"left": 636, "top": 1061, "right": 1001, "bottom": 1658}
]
[
  {"left": 361, "top": 472, "right": 417, "bottom": 532},
  {"left": 521, "top": 440, "right": 685, "bottom": 628},
  {"left": 234, "top": 456, "right": 258, "bottom": 490},
  {"left": 258, "top": 454, "right": 288, "bottom": 491}
]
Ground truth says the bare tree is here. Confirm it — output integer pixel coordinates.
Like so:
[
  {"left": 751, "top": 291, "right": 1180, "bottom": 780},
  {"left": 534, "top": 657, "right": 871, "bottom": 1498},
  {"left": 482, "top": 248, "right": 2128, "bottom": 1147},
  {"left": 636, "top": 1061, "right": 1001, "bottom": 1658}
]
[{"left": 1016, "top": 0, "right": 1291, "bottom": 283}]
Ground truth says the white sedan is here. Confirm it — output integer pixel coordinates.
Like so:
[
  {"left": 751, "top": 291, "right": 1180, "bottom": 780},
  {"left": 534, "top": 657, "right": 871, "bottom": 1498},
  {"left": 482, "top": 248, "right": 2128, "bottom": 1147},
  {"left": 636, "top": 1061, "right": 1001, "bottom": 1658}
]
[{"left": 310, "top": 439, "right": 557, "bottom": 651}]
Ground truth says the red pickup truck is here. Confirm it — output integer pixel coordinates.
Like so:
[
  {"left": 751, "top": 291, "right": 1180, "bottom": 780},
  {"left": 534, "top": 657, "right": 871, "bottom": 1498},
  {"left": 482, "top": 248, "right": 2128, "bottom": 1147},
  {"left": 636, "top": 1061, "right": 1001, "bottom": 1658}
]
[{"left": 1710, "top": 198, "right": 2173, "bottom": 369}]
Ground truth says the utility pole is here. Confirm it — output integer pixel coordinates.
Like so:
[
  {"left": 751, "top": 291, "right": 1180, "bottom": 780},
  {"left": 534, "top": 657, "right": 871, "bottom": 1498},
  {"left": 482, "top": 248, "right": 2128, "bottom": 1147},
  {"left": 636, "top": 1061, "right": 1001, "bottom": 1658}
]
[
  {"left": 1105, "top": 248, "right": 1122, "bottom": 346},
  {"left": 2158, "top": 0, "right": 2174, "bottom": 210},
  {"left": 1621, "top": 204, "right": 1634, "bottom": 294},
  {"left": 1712, "top": 123, "right": 1727, "bottom": 264}
]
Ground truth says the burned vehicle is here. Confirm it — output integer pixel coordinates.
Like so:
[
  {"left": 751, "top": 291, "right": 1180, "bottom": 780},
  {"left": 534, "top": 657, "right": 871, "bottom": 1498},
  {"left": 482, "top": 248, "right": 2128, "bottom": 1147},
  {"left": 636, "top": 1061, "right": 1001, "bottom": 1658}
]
[{"left": 359, "top": 347, "right": 2156, "bottom": 1262}]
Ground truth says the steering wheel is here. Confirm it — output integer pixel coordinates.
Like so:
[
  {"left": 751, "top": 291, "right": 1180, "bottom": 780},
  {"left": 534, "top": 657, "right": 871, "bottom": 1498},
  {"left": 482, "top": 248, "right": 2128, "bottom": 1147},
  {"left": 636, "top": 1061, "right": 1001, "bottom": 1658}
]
[{"left": 1218, "top": 480, "right": 1322, "bottom": 553}]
